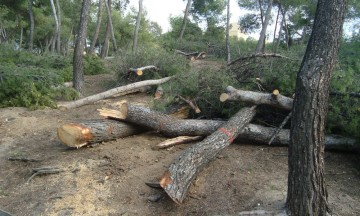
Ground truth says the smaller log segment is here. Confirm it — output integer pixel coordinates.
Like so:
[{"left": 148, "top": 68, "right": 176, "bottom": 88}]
[
  {"left": 160, "top": 106, "right": 256, "bottom": 203},
  {"left": 128, "top": 65, "right": 159, "bottom": 76},
  {"left": 174, "top": 50, "right": 206, "bottom": 60},
  {"left": 57, "top": 119, "right": 146, "bottom": 148},
  {"left": 220, "top": 86, "right": 293, "bottom": 111},
  {"left": 57, "top": 76, "right": 173, "bottom": 110},
  {"left": 154, "top": 136, "right": 203, "bottom": 150}
]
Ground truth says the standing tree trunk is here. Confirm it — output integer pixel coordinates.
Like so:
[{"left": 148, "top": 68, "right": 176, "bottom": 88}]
[
  {"left": 27, "top": 0, "right": 34, "bottom": 51},
  {"left": 55, "top": 0, "right": 61, "bottom": 53},
  {"left": 73, "top": 0, "right": 91, "bottom": 95},
  {"left": 255, "top": 0, "right": 273, "bottom": 54},
  {"left": 273, "top": 6, "right": 285, "bottom": 53},
  {"left": 104, "top": 0, "right": 117, "bottom": 52},
  {"left": 50, "top": 0, "right": 59, "bottom": 53},
  {"left": 132, "top": 0, "right": 143, "bottom": 52},
  {"left": 225, "top": 0, "right": 230, "bottom": 63},
  {"left": 100, "top": 18, "right": 110, "bottom": 58},
  {"left": 89, "top": 0, "right": 103, "bottom": 54},
  {"left": 286, "top": 0, "right": 347, "bottom": 215},
  {"left": 179, "top": 0, "right": 192, "bottom": 40}
]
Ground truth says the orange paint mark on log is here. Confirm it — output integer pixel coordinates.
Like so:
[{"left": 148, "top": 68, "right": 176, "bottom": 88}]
[
  {"left": 160, "top": 171, "right": 173, "bottom": 189},
  {"left": 70, "top": 123, "right": 94, "bottom": 141}
]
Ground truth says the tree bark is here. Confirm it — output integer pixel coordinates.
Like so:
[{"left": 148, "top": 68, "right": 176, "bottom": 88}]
[
  {"left": 27, "top": 0, "right": 34, "bottom": 51},
  {"left": 255, "top": 0, "right": 273, "bottom": 54},
  {"left": 89, "top": 0, "right": 103, "bottom": 54},
  {"left": 100, "top": 1, "right": 111, "bottom": 58},
  {"left": 57, "top": 119, "right": 146, "bottom": 148},
  {"left": 160, "top": 106, "right": 256, "bottom": 203},
  {"left": 220, "top": 86, "right": 293, "bottom": 111},
  {"left": 132, "top": 0, "right": 143, "bottom": 52},
  {"left": 104, "top": 0, "right": 117, "bottom": 51},
  {"left": 58, "top": 76, "right": 173, "bottom": 109},
  {"left": 73, "top": 0, "right": 91, "bottom": 95},
  {"left": 225, "top": 0, "right": 231, "bottom": 63},
  {"left": 286, "top": 0, "right": 347, "bottom": 215},
  {"left": 179, "top": 0, "right": 192, "bottom": 39}
]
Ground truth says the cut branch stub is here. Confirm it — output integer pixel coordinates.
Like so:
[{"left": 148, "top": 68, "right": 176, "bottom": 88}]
[{"left": 160, "top": 106, "right": 256, "bottom": 203}]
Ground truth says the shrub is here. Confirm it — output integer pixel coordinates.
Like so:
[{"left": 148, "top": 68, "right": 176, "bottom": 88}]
[
  {"left": 0, "top": 45, "right": 75, "bottom": 109},
  {"left": 83, "top": 54, "right": 109, "bottom": 75}
]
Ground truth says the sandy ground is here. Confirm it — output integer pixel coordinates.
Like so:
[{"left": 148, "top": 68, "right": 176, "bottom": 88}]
[{"left": 0, "top": 72, "right": 359, "bottom": 216}]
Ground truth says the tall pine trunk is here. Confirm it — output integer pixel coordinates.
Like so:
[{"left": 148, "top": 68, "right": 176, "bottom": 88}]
[
  {"left": 255, "top": 0, "right": 273, "bottom": 54},
  {"left": 287, "top": 0, "right": 347, "bottom": 215},
  {"left": 225, "top": 0, "right": 230, "bottom": 63},
  {"left": 73, "top": 0, "right": 91, "bottom": 95},
  {"left": 27, "top": 0, "right": 34, "bottom": 51},
  {"left": 55, "top": 0, "right": 61, "bottom": 53},
  {"left": 89, "top": 0, "right": 103, "bottom": 54},
  {"left": 100, "top": 14, "right": 110, "bottom": 58},
  {"left": 132, "top": 0, "right": 143, "bottom": 52},
  {"left": 104, "top": 0, "right": 117, "bottom": 52},
  {"left": 179, "top": 0, "right": 192, "bottom": 40}
]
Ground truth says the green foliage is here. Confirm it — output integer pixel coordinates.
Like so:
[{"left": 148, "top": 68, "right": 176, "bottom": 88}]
[
  {"left": 0, "top": 45, "right": 75, "bottom": 109},
  {"left": 83, "top": 54, "right": 109, "bottom": 75},
  {"left": 327, "top": 37, "right": 360, "bottom": 139},
  {"left": 113, "top": 45, "right": 189, "bottom": 84},
  {"left": 156, "top": 63, "right": 238, "bottom": 118}
]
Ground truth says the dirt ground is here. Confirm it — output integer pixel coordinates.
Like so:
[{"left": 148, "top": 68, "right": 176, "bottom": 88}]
[{"left": 0, "top": 72, "right": 359, "bottom": 216}]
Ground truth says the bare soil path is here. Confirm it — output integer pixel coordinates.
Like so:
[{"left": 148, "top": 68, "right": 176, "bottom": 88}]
[{"left": 0, "top": 69, "right": 359, "bottom": 215}]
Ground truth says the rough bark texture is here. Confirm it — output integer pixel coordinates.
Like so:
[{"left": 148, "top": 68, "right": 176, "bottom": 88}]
[
  {"left": 104, "top": 0, "right": 117, "bottom": 51},
  {"left": 89, "top": 0, "right": 103, "bottom": 54},
  {"left": 58, "top": 76, "right": 172, "bottom": 109},
  {"left": 132, "top": 0, "right": 143, "bottom": 52},
  {"left": 160, "top": 106, "right": 256, "bottom": 203},
  {"left": 287, "top": 0, "right": 347, "bottom": 215},
  {"left": 58, "top": 116, "right": 358, "bottom": 150},
  {"left": 73, "top": 0, "right": 91, "bottom": 95},
  {"left": 57, "top": 119, "right": 145, "bottom": 148},
  {"left": 220, "top": 86, "right": 293, "bottom": 111},
  {"left": 27, "top": 0, "right": 34, "bottom": 51},
  {"left": 255, "top": 0, "right": 273, "bottom": 53},
  {"left": 179, "top": 0, "right": 192, "bottom": 39}
]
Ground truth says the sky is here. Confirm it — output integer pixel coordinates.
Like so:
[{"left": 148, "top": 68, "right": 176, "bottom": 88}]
[{"left": 127, "top": 0, "right": 244, "bottom": 33}]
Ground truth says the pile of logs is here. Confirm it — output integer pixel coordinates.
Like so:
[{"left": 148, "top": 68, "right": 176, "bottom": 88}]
[{"left": 57, "top": 79, "right": 358, "bottom": 203}]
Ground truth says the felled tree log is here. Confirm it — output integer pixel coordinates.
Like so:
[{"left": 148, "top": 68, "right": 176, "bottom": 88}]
[
  {"left": 98, "top": 101, "right": 221, "bottom": 137},
  {"left": 57, "top": 76, "right": 173, "bottom": 110},
  {"left": 57, "top": 119, "right": 147, "bottom": 148},
  {"left": 220, "top": 86, "right": 293, "bottom": 111},
  {"left": 96, "top": 102, "right": 358, "bottom": 151},
  {"left": 160, "top": 106, "right": 256, "bottom": 203},
  {"left": 128, "top": 65, "right": 158, "bottom": 76},
  {"left": 174, "top": 50, "right": 206, "bottom": 60}
]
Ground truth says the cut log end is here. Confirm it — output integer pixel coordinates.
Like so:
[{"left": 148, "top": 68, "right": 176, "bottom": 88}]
[
  {"left": 136, "top": 70, "right": 143, "bottom": 76},
  {"left": 57, "top": 124, "right": 92, "bottom": 148},
  {"left": 272, "top": 89, "right": 280, "bottom": 96},
  {"left": 220, "top": 93, "right": 230, "bottom": 102}
]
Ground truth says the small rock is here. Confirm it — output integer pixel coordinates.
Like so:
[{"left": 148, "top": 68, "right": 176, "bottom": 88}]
[{"left": 147, "top": 193, "right": 163, "bottom": 202}]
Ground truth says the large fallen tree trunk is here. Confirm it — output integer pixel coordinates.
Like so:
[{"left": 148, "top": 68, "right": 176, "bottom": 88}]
[
  {"left": 220, "top": 86, "right": 293, "bottom": 111},
  {"left": 159, "top": 106, "right": 256, "bottom": 203},
  {"left": 58, "top": 118, "right": 358, "bottom": 150},
  {"left": 95, "top": 102, "right": 358, "bottom": 150},
  {"left": 57, "top": 119, "right": 147, "bottom": 148},
  {"left": 57, "top": 76, "right": 173, "bottom": 110}
]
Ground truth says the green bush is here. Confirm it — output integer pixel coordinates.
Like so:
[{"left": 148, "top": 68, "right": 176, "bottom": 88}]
[
  {"left": 112, "top": 45, "right": 189, "bottom": 84},
  {"left": 83, "top": 54, "right": 109, "bottom": 75},
  {"left": 0, "top": 45, "right": 75, "bottom": 109}
]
